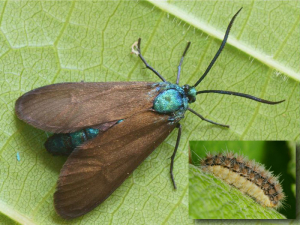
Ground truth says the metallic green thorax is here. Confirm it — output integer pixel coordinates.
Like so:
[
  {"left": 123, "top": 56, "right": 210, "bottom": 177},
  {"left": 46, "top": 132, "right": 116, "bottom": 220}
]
[
  {"left": 44, "top": 128, "right": 99, "bottom": 156},
  {"left": 154, "top": 89, "right": 186, "bottom": 113},
  {"left": 153, "top": 82, "right": 196, "bottom": 122}
]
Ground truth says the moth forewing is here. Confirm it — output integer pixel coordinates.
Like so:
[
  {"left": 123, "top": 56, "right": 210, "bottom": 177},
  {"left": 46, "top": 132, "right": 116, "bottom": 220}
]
[
  {"left": 54, "top": 111, "right": 176, "bottom": 219},
  {"left": 15, "top": 82, "right": 159, "bottom": 133}
]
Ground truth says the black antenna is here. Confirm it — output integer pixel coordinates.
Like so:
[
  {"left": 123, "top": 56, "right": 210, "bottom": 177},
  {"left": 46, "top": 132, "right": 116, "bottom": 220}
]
[
  {"left": 196, "top": 90, "right": 285, "bottom": 104},
  {"left": 136, "top": 38, "right": 166, "bottom": 82},
  {"left": 194, "top": 7, "right": 242, "bottom": 87}
]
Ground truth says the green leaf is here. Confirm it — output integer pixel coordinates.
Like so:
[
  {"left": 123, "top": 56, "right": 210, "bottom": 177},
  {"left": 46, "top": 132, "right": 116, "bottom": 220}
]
[{"left": 0, "top": 1, "right": 299, "bottom": 224}]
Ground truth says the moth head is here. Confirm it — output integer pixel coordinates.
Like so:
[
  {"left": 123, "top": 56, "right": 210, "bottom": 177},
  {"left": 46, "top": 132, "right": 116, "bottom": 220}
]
[{"left": 183, "top": 84, "right": 196, "bottom": 103}]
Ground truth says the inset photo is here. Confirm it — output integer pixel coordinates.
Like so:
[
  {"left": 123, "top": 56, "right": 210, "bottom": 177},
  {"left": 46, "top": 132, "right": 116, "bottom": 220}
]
[{"left": 189, "top": 141, "right": 296, "bottom": 219}]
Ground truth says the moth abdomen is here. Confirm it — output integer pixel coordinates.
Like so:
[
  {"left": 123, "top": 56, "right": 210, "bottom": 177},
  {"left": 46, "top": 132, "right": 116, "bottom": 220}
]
[{"left": 44, "top": 128, "right": 99, "bottom": 156}]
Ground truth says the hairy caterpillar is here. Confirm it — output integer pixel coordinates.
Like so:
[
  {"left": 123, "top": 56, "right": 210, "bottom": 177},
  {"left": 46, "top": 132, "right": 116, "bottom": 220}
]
[{"left": 200, "top": 152, "right": 285, "bottom": 208}]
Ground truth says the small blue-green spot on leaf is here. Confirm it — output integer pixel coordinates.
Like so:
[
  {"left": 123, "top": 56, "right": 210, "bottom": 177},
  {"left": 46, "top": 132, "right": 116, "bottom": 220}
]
[{"left": 16, "top": 152, "right": 20, "bottom": 161}]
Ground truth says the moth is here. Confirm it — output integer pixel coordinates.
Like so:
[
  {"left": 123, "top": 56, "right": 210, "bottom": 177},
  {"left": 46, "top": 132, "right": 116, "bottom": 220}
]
[{"left": 15, "top": 8, "right": 284, "bottom": 219}]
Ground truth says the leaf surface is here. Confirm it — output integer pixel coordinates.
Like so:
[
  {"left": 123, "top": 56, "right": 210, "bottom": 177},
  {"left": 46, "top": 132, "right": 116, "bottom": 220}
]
[{"left": 0, "top": 1, "right": 299, "bottom": 224}]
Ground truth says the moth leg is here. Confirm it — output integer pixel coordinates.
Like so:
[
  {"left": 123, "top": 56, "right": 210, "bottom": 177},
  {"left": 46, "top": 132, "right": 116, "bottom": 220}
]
[
  {"left": 188, "top": 108, "right": 229, "bottom": 128},
  {"left": 133, "top": 38, "right": 166, "bottom": 82},
  {"left": 170, "top": 123, "right": 182, "bottom": 189},
  {"left": 176, "top": 42, "right": 191, "bottom": 84}
]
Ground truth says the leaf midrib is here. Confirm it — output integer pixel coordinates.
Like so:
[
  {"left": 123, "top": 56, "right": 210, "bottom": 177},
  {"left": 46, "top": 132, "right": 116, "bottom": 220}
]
[{"left": 146, "top": 0, "right": 300, "bottom": 81}]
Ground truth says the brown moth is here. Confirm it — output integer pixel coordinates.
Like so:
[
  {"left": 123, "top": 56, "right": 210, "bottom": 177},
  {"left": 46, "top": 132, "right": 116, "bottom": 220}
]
[{"left": 15, "top": 8, "right": 284, "bottom": 219}]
